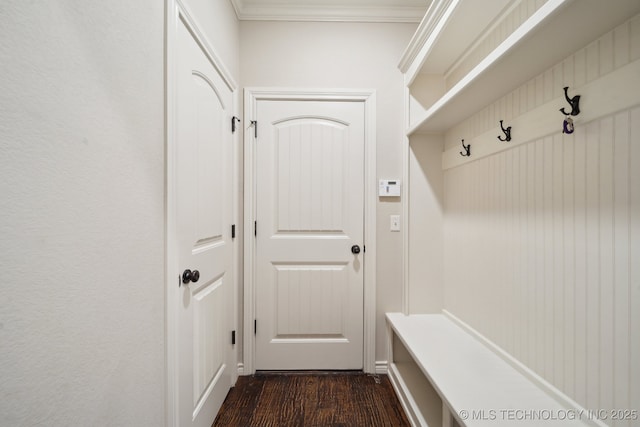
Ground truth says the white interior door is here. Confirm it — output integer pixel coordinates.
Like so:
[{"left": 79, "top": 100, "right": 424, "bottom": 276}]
[
  {"left": 175, "top": 17, "right": 233, "bottom": 426},
  {"left": 255, "top": 99, "right": 365, "bottom": 370}
]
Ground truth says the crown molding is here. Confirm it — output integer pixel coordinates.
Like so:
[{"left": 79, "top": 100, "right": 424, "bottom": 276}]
[{"left": 231, "top": 0, "right": 425, "bottom": 23}]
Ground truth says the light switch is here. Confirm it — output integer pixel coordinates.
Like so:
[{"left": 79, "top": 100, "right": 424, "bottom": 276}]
[{"left": 390, "top": 215, "right": 400, "bottom": 232}]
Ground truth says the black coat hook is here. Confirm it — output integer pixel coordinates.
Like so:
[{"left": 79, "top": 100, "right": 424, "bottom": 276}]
[
  {"left": 559, "top": 86, "right": 580, "bottom": 116},
  {"left": 497, "top": 120, "right": 512, "bottom": 142},
  {"left": 460, "top": 139, "right": 471, "bottom": 157}
]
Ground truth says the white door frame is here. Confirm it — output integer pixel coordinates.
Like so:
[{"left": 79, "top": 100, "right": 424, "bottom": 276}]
[
  {"left": 166, "top": 1, "right": 238, "bottom": 425},
  {"left": 243, "top": 88, "right": 377, "bottom": 374}
]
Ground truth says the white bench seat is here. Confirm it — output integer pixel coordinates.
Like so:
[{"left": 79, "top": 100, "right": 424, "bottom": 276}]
[{"left": 386, "top": 313, "right": 597, "bottom": 427}]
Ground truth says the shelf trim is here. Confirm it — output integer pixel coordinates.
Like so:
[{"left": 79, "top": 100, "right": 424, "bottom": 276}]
[
  {"left": 407, "top": 0, "right": 570, "bottom": 136},
  {"left": 398, "top": 0, "right": 458, "bottom": 81}
]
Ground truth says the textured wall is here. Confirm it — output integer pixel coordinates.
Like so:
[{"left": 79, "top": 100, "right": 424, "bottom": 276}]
[{"left": 0, "top": 1, "right": 165, "bottom": 425}]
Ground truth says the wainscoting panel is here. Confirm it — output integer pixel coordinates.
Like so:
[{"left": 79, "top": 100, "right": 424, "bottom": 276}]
[{"left": 443, "top": 107, "right": 639, "bottom": 425}]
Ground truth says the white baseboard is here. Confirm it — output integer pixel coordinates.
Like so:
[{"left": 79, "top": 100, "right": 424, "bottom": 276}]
[{"left": 375, "top": 360, "right": 388, "bottom": 375}]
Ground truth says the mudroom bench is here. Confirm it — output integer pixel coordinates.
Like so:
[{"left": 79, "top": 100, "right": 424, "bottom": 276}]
[{"left": 386, "top": 313, "right": 599, "bottom": 427}]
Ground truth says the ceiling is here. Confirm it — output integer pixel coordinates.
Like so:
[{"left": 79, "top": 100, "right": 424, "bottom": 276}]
[{"left": 230, "top": 0, "right": 430, "bottom": 23}]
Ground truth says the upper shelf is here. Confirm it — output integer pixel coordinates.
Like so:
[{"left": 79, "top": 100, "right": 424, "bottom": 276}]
[
  {"left": 398, "top": 0, "right": 512, "bottom": 84},
  {"left": 403, "top": 0, "right": 640, "bottom": 135}
]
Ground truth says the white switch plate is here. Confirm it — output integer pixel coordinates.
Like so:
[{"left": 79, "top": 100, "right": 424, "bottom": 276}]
[
  {"left": 379, "top": 179, "right": 401, "bottom": 197},
  {"left": 390, "top": 215, "right": 400, "bottom": 232}
]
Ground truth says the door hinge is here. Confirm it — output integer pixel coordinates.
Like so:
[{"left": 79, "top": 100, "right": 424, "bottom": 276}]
[
  {"left": 254, "top": 319, "right": 257, "bottom": 335},
  {"left": 250, "top": 120, "right": 257, "bottom": 138},
  {"left": 231, "top": 224, "right": 236, "bottom": 239},
  {"left": 254, "top": 221, "right": 257, "bottom": 237},
  {"left": 231, "top": 116, "right": 241, "bottom": 133},
  {"left": 231, "top": 330, "right": 236, "bottom": 345}
]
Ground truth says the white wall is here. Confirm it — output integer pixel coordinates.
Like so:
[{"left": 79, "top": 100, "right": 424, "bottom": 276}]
[
  {"left": 442, "top": 16, "right": 640, "bottom": 423},
  {"left": 0, "top": 1, "right": 165, "bottom": 425},
  {"left": 0, "top": 1, "right": 240, "bottom": 425},
  {"left": 240, "top": 21, "right": 417, "bottom": 363},
  {"left": 407, "top": 135, "right": 444, "bottom": 314}
]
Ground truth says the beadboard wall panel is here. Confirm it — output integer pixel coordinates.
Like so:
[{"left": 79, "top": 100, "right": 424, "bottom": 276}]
[
  {"left": 441, "top": 15, "right": 640, "bottom": 424},
  {"left": 444, "top": 14, "right": 640, "bottom": 151},
  {"left": 444, "top": 106, "right": 639, "bottom": 426}
]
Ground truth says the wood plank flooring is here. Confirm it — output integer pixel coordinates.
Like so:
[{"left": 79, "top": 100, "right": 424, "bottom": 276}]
[{"left": 212, "top": 372, "right": 410, "bottom": 427}]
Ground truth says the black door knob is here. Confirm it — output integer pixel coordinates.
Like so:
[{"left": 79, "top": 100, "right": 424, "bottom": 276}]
[
  {"left": 182, "top": 269, "right": 201, "bottom": 284},
  {"left": 351, "top": 245, "right": 361, "bottom": 254},
  {"left": 182, "top": 269, "right": 193, "bottom": 284}
]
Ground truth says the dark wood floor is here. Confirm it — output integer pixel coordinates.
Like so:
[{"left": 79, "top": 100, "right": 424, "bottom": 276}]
[{"left": 212, "top": 371, "right": 410, "bottom": 427}]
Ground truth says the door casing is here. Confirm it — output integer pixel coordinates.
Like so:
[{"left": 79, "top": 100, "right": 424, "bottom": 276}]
[
  {"left": 243, "top": 88, "right": 377, "bottom": 374},
  {"left": 166, "top": 1, "right": 239, "bottom": 425}
]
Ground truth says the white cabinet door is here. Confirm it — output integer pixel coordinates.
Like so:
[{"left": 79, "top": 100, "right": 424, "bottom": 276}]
[
  {"left": 176, "top": 17, "right": 233, "bottom": 427},
  {"left": 255, "top": 99, "right": 365, "bottom": 370}
]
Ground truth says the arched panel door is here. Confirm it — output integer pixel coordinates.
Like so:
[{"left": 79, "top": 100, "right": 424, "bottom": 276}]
[
  {"left": 175, "top": 16, "right": 233, "bottom": 426},
  {"left": 255, "top": 100, "right": 365, "bottom": 370}
]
